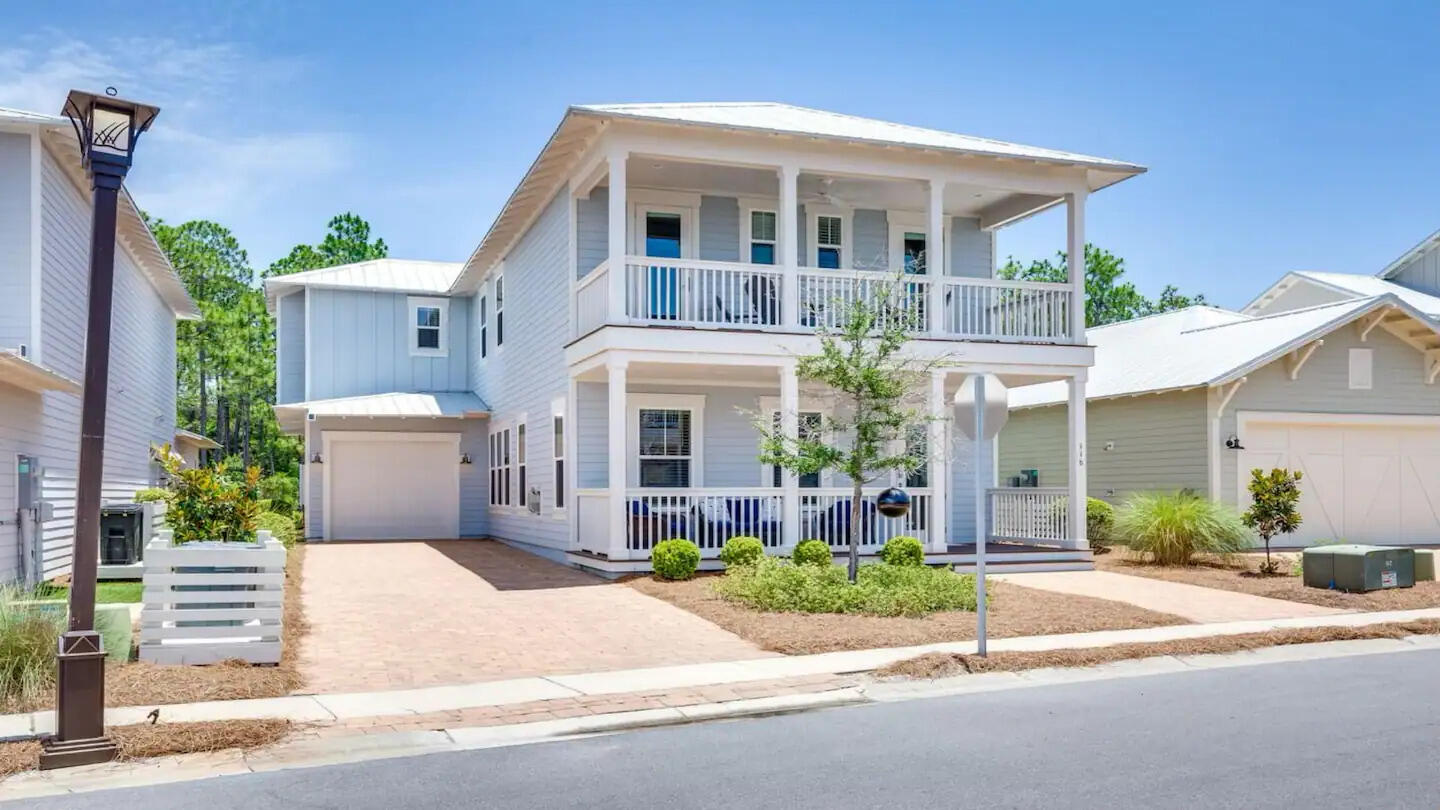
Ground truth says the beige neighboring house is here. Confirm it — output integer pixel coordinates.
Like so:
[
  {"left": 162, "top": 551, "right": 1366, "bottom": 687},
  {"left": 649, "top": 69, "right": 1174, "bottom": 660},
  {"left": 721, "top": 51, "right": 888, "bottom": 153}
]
[
  {"left": 1000, "top": 227, "right": 1440, "bottom": 548},
  {"left": 172, "top": 428, "right": 220, "bottom": 468}
]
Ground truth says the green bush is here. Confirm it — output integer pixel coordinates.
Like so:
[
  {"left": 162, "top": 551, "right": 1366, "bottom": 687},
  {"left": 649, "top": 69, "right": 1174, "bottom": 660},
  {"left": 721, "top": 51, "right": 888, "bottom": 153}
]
[
  {"left": 1087, "top": 498, "right": 1116, "bottom": 548},
  {"left": 256, "top": 511, "right": 298, "bottom": 548},
  {"left": 258, "top": 473, "right": 299, "bottom": 516},
  {"left": 1113, "top": 491, "right": 1252, "bottom": 565},
  {"left": 652, "top": 539, "right": 701, "bottom": 581},
  {"left": 156, "top": 452, "right": 263, "bottom": 544},
  {"left": 792, "top": 539, "right": 833, "bottom": 567},
  {"left": 719, "top": 536, "right": 765, "bottom": 568},
  {"left": 0, "top": 586, "right": 66, "bottom": 710},
  {"left": 877, "top": 536, "right": 925, "bottom": 567},
  {"left": 713, "top": 557, "right": 977, "bottom": 617},
  {"left": 133, "top": 487, "right": 168, "bottom": 503}
]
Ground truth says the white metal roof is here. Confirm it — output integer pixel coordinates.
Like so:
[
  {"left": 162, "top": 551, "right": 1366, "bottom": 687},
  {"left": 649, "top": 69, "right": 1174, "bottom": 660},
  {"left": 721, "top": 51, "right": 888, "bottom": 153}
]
[
  {"left": 0, "top": 106, "right": 67, "bottom": 126},
  {"left": 272, "top": 391, "right": 489, "bottom": 433},
  {"left": 263, "top": 259, "right": 463, "bottom": 310},
  {"left": 575, "top": 102, "right": 1146, "bottom": 172},
  {"left": 1009, "top": 296, "right": 1437, "bottom": 408},
  {"left": 173, "top": 428, "right": 220, "bottom": 450},
  {"left": 1243, "top": 270, "right": 1440, "bottom": 317}
]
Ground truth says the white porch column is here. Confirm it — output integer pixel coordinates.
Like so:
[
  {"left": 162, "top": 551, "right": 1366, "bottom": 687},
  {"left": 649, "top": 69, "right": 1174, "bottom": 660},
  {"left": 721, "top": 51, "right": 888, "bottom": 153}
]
[
  {"left": 1065, "top": 190, "right": 1087, "bottom": 345},
  {"left": 1067, "top": 374, "right": 1089, "bottom": 549},
  {"left": 927, "top": 179, "right": 946, "bottom": 336},
  {"left": 607, "top": 149, "right": 629, "bottom": 325},
  {"left": 779, "top": 360, "right": 801, "bottom": 550},
  {"left": 779, "top": 164, "right": 800, "bottom": 328},
  {"left": 607, "top": 359, "right": 629, "bottom": 559},
  {"left": 927, "top": 369, "right": 949, "bottom": 552}
]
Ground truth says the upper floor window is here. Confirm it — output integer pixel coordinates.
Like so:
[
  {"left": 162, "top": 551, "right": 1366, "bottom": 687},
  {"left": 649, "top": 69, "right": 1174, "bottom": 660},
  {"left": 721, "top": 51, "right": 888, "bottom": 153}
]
[
  {"left": 816, "top": 215, "right": 843, "bottom": 269},
  {"left": 478, "top": 295, "right": 488, "bottom": 359},
  {"left": 494, "top": 276, "right": 505, "bottom": 347},
  {"left": 408, "top": 297, "right": 448, "bottom": 357},
  {"left": 748, "top": 210, "right": 777, "bottom": 265}
]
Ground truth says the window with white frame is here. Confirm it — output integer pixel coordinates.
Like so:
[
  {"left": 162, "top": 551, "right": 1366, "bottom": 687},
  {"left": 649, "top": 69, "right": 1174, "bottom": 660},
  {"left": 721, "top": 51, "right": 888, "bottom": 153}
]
[
  {"left": 815, "top": 215, "right": 844, "bottom": 269},
  {"left": 408, "top": 297, "right": 448, "bottom": 356},
  {"left": 769, "top": 411, "right": 822, "bottom": 487},
  {"left": 748, "top": 210, "right": 777, "bottom": 265},
  {"left": 552, "top": 403, "right": 566, "bottom": 511},
  {"left": 478, "top": 295, "right": 488, "bottom": 359},
  {"left": 1349, "top": 348, "right": 1373, "bottom": 390},
  {"left": 517, "top": 422, "right": 527, "bottom": 508},
  {"left": 637, "top": 409, "right": 693, "bottom": 487},
  {"left": 488, "top": 427, "right": 512, "bottom": 507},
  {"left": 494, "top": 276, "right": 505, "bottom": 347}
]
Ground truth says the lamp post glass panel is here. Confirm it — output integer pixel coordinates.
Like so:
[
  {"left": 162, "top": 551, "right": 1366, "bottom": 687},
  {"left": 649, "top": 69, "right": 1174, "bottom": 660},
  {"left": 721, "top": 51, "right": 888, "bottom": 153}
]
[{"left": 41, "top": 89, "right": 160, "bottom": 771}]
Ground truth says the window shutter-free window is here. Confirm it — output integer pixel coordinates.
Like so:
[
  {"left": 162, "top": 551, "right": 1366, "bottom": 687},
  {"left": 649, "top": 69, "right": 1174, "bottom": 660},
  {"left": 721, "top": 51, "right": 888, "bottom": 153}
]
[
  {"left": 638, "top": 408, "right": 692, "bottom": 487},
  {"left": 816, "top": 215, "right": 842, "bottom": 269},
  {"left": 517, "top": 423, "right": 527, "bottom": 507},
  {"left": 1349, "top": 348, "right": 1373, "bottom": 390},
  {"left": 553, "top": 414, "right": 565, "bottom": 510},
  {"left": 495, "top": 276, "right": 505, "bottom": 347},
  {"left": 479, "top": 296, "right": 488, "bottom": 358},
  {"left": 750, "top": 210, "right": 777, "bottom": 265}
]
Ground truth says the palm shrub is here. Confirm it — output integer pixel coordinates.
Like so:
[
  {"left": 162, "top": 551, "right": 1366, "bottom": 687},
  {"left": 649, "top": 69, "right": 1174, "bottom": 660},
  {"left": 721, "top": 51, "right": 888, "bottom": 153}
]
[
  {"left": 0, "top": 586, "right": 65, "bottom": 710},
  {"left": 1113, "top": 491, "right": 1252, "bottom": 565},
  {"left": 877, "top": 536, "right": 924, "bottom": 566},
  {"left": 792, "top": 539, "right": 833, "bottom": 567},
  {"left": 719, "top": 536, "right": 765, "bottom": 568},
  {"left": 652, "top": 539, "right": 701, "bottom": 581}
]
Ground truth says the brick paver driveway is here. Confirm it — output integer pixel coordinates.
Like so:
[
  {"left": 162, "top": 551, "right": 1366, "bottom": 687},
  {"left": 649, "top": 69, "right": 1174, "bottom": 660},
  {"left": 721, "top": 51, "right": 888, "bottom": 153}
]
[{"left": 298, "top": 540, "right": 773, "bottom": 693}]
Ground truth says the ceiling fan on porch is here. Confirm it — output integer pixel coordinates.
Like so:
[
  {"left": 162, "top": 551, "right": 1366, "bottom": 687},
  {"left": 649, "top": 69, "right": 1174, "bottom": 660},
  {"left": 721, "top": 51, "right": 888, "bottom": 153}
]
[{"left": 797, "top": 176, "right": 860, "bottom": 208}]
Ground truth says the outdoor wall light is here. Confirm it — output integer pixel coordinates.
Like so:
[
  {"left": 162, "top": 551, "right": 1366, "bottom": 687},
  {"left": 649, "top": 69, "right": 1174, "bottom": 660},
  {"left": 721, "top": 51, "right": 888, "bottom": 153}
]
[
  {"left": 310, "top": 453, "right": 324, "bottom": 464},
  {"left": 1224, "top": 434, "right": 1245, "bottom": 450},
  {"left": 459, "top": 453, "right": 473, "bottom": 465}
]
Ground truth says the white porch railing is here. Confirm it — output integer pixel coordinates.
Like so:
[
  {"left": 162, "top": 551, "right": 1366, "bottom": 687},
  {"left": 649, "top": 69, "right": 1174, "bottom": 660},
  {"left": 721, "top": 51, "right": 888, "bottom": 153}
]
[
  {"left": 801, "top": 488, "right": 932, "bottom": 551},
  {"left": 798, "top": 270, "right": 930, "bottom": 333},
  {"left": 988, "top": 487, "right": 1068, "bottom": 545},
  {"left": 575, "top": 260, "right": 610, "bottom": 336},
  {"left": 623, "top": 257, "right": 784, "bottom": 328},
  {"left": 626, "top": 488, "right": 785, "bottom": 552},
  {"left": 942, "top": 278, "right": 1075, "bottom": 343}
]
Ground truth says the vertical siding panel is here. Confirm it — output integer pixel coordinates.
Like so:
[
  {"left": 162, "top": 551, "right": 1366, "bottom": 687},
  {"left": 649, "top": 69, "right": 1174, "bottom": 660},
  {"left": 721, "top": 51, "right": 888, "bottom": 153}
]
[
  {"left": 852, "top": 209, "right": 887, "bottom": 270},
  {"left": 698, "top": 196, "right": 739, "bottom": 262},
  {"left": 0, "top": 133, "right": 32, "bottom": 349}
]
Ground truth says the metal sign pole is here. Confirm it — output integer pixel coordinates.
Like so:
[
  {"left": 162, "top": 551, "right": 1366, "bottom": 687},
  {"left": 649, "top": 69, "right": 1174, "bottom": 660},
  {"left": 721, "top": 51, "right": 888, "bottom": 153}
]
[{"left": 973, "top": 376, "right": 987, "bottom": 657}]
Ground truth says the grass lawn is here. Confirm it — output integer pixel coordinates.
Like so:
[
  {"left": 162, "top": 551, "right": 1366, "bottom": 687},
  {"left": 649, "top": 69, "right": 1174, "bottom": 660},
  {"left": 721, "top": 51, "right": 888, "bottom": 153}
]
[
  {"left": 628, "top": 572, "right": 1189, "bottom": 655},
  {"left": 38, "top": 580, "right": 143, "bottom": 604},
  {"left": 1095, "top": 553, "right": 1440, "bottom": 611}
]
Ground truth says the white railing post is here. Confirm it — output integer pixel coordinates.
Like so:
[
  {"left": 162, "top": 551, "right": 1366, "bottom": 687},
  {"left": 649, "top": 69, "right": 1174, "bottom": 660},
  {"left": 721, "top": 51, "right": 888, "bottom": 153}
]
[
  {"left": 928, "top": 369, "right": 949, "bottom": 552},
  {"left": 1067, "top": 375, "right": 1088, "bottom": 549},
  {"left": 1066, "top": 189, "right": 1087, "bottom": 345},
  {"left": 780, "top": 360, "right": 801, "bottom": 551},
  {"left": 927, "top": 179, "right": 946, "bottom": 337},
  {"left": 779, "top": 164, "right": 800, "bottom": 329},
  {"left": 607, "top": 149, "right": 628, "bottom": 325},
  {"left": 607, "top": 359, "right": 629, "bottom": 559}
]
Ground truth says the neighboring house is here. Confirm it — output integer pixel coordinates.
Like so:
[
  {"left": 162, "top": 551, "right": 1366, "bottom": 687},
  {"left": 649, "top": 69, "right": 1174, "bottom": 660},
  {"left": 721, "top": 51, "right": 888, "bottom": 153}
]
[
  {"left": 172, "top": 428, "right": 220, "bottom": 468},
  {"left": 0, "top": 106, "right": 200, "bottom": 585},
  {"left": 269, "top": 102, "right": 1146, "bottom": 573}
]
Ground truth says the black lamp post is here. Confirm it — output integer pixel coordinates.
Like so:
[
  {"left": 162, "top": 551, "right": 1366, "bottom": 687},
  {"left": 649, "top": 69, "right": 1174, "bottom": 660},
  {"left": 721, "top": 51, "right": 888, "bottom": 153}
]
[{"left": 40, "top": 88, "right": 160, "bottom": 771}]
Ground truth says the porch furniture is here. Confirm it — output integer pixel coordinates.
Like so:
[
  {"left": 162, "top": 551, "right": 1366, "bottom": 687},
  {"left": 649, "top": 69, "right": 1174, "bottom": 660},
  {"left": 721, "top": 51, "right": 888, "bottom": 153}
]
[
  {"left": 810, "top": 499, "right": 877, "bottom": 548},
  {"left": 627, "top": 499, "right": 688, "bottom": 551},
  {"left": 690, "top": 497, "right": 783, "bottom": 549}
]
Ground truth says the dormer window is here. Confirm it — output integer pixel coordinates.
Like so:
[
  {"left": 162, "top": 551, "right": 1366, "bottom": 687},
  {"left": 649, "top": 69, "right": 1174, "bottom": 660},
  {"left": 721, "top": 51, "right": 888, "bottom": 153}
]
[{"left": 408, "top": 296, "right": 448, "bottom": 357}]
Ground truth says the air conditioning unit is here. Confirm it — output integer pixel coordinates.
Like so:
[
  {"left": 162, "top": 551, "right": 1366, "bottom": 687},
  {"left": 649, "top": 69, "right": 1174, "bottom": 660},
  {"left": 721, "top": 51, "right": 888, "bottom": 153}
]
[{"left": 1303, "top": 545, "right": 1414, "bottom": 592}]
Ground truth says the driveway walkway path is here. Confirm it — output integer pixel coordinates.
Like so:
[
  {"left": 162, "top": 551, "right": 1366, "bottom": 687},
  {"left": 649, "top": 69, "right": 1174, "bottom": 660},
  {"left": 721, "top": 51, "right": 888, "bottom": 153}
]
[
  {"left": 991, "top": 570, "right": 1347, "bottom": 623},
  {"left": 298, "top": 540, "right": 773, "bottom": 693}
]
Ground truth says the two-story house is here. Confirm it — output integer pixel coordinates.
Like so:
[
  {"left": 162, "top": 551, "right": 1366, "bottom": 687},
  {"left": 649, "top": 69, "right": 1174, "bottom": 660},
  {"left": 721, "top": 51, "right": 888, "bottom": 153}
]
[
  {"left": 0, "top": 105, "right": 200, "bottom": 584},
  {"left": 270, "top": 102, "right": 1146, "bottom": 573}
]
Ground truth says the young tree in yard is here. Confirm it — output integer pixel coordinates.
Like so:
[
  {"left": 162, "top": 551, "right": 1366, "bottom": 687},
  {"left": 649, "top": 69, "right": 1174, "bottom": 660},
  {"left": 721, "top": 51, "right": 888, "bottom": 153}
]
[
  {"left": 757, "top": 279, "right": 939, "bottom": 582},
  {"left": 999, "top": 244, "right": 1207, "bottom": 326},
  {"left": 1242, "top": 468, "right": 1304, "bottom": 575}
]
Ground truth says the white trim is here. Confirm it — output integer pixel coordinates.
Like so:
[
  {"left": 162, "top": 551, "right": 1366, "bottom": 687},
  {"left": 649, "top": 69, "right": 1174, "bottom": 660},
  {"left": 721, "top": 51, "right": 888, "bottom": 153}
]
[
  {"left": 28, "top": 131, "right": 42, "bottom": 363},
  {"left": 320, "top": 430, "right": 461, "bottom": 541},
  {"left": 551, "top": 397, "right": 567, "bottom": 519},
  {"left": 627, "top": 187, "right": 703, "bottom": 208},
  {"left": 807, "top": 204, "right": 851, "bottom": 269},
  {"left": 407, "top": 296, "right": 449, "bottom": 357},
  {"left": 303, "top": 290, "right": 312, "bottom": 399},
  {"left": 1237, "top": 410, "right": 1440, "bottom": 430},
  {"left": 488, "top": 414, "right": 526, "bottom": 513},
  {"left": 1348, "top": 347, "right": 1373, "bottom": 390},
  {"left": 626, "top": 393, "right": 706, "bottom": 487},
  {"left": 629, "top": 202, "right": 697, "bottom": 258}
]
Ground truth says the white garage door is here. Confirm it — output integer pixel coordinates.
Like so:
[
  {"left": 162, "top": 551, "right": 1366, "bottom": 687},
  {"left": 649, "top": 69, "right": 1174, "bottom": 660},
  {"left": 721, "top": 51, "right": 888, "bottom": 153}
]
[
  {"left": 1238, "top": 414, "right": 1440, "bottom": 546},
  {"left": 325, "top": 433, "right": 460, "bottom": 540}
]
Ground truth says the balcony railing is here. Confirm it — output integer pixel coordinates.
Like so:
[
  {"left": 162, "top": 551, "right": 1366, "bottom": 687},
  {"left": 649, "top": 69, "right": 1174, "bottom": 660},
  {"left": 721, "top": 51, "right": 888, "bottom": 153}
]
[
  {"left": 987, "top": 487, "right": 1069, "bottom": 545},
  {"left": 575, "top": 256, "right": 1078, "bottom": 343}
]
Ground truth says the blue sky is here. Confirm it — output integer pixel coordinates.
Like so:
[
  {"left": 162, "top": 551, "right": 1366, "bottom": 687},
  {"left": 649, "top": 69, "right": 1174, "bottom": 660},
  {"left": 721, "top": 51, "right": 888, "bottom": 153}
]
[{"left": 2, "top": 1, "right": 1436, "bottom": 308}]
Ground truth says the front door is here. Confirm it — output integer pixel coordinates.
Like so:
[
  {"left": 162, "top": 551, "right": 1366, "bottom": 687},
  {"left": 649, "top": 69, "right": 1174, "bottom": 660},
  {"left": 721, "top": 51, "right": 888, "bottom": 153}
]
[
  {"left": 902, "top": 231, "right": 927, "bottom": 274},
  {"left": 642, "top": 211, "right": 684, "bottom": 319}
]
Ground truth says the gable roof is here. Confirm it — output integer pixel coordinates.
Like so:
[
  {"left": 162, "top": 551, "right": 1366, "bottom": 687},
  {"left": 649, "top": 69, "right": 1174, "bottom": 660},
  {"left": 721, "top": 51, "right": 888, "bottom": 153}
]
[
  {"left": 1009, "top": 295, "right": 1440, "bottom": 408},
  {"left": 1377, "top": 226, "right": 1440, "bottom": 280},
  {"left": 1243, "top": 270, "right": 1440, "bottom": 317},
  {"left": 263, "top": 259, "right": 462, "bottom": 311},
  {"left": 447, "top": 102, "right": 1146, "bottom": 295}
]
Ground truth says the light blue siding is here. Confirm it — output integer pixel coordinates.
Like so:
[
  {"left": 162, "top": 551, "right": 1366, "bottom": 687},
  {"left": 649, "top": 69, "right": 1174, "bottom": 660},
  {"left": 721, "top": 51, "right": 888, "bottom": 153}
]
[
  {"left": 576, "top": 381, "right": 607, "bottom": 488},
  {"left": 276, "top": 290, "right": 305, "bottom": 403},
  {"left": 699, "top": 196, "right": 739, "bottom": 262},
  {"left": 576, "top": 187, "right": 607, "bottom": 278},
  {"left": 1387, "top": 242, "right": 1440, "bottom": 296},
  {"left": 852, "top": 209, "right": 887, "bottom": 270},
  {"left": 0, "top": 133, "right": 31, "bottom": 353},
  {"left": 307, "top": 289, "right": 470, "bottom": 400},
  {"left": 949, "top": 217, "right": 993, "bottom": 278}
]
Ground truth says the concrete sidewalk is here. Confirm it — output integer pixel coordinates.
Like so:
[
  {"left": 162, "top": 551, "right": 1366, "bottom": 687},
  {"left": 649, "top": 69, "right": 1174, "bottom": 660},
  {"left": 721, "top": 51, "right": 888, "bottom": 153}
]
[
  {"left": 4, "top": 605, "right": 1437, "bottom": 744},
  {"left": 992, "top": 570, "right": 1346, "bottom": 623}
]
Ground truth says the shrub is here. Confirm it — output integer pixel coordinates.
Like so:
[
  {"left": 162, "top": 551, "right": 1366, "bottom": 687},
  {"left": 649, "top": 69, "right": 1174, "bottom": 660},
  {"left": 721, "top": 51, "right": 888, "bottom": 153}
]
[
  {"left": 878, "top": 536, "right": 925, "bottom": 567},
  {"left": 792, "top": 539, "right": 833, "bottom": 567},
  {"left": 713, "top": 557, "right": 977, "bottom": 617},
  {"left": 133, "top": 487, "right": 168, "bottom": 503},
  {"left": 0, "top": 586, "right": 65, "bottom": 710},
  {"left": 155, "top": 450, "right": 263, "bottom": 544},
  {"left": 1242, "top": 468, "right": 1303, "bottom": 574},
  {"left": 1086, "top": 498, "right": 1116, "bottom": 548},
  {"left": 257, "top": 473, "right": 299, "bottom": 516},
  {"left": 1113, "top": 491, "right": 1252, "bottom": 565},
  {"left": 652, "top": 539, "right": 701, "bottom": 581},
  {"left": 719, "top": 536, "right": 765, "bottom": 568},
  {"left": 256, "top": 512, "right": 298, "bottom": 548}
]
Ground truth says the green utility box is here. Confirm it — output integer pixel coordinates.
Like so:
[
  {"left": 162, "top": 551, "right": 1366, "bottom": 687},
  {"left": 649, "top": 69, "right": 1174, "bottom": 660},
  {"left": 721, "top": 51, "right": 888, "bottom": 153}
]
[
  {"left": 1302, "top": 545, "right": 1414, "bottom": 592},
  {"left": 1415, "top": 549, "right": 1435, "bottom": 582}
]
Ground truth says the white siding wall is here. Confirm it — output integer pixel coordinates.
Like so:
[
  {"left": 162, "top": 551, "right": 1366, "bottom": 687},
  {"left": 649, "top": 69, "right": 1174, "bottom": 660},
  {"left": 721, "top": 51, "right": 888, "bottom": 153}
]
[
  {"left": 1389, "top": 240, "right": 1440, "bottom": 297},
  {"left": 1252, "top": 281, "right": 1352, "bottom": 316},
  {"left": 0, "top": 385, "right": 44, "bottom": 581},
  {"left": 306, "top": 288, "right": 470, "bottom": 400},
  {"left": 35, "top": 148, "right": 177, "bottom": 579},
  {"left": 0, "top": 133, "right": 32, "bottom": 351},
  {"left": 276, "top": 290, "right": 305, "bottom": 403}
]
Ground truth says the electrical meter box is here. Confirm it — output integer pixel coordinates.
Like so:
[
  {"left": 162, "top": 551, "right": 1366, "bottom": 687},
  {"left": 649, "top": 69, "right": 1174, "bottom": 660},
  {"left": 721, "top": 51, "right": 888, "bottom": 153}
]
[{"left": 1303, "top": 545, "right": 1414, "bottom": 592}]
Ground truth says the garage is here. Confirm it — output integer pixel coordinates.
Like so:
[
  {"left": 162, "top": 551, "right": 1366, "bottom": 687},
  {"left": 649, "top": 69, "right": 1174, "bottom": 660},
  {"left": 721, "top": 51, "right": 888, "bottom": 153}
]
[
  {"left": 1238, "top": 413, "right": 1440, "bottom": 546},
  {"left": 323, "top": 431, "right": 461, "bottom": 540}
]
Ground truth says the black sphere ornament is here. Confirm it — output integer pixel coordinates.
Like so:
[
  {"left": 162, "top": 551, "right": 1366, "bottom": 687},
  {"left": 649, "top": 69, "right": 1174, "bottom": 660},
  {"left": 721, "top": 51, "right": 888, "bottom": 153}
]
[{"left": 876, "top": 487, "right": 910, "bottom": 518}]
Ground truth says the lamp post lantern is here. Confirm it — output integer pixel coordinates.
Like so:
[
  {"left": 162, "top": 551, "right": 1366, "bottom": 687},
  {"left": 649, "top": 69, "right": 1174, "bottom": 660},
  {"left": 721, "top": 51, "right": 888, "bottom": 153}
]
[{"left": 40, "top": 88, "right": 160, "bottom": 771}]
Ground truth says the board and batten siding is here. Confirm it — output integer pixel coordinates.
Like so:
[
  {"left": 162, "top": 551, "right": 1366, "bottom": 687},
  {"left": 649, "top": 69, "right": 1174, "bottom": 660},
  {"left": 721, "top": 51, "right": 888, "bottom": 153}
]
[
  {"left": 473, "top": 187, "right": 571, "bottom": 552},
  {"left": 998, "top": 389, "right": 1210, "bottom": 502},
  {"left": 276, "top": 290, "right": 305, "bottom": 403},
  {"left": 1218, "top": 325, "right": 1440, "bottom": 506},
  {"left": 35, "top": 147, "right": 176, "bottom": 579},
  {"left": 1387, "top": 240, "right": 1440, "bottom": 297},
  {"left": 306, "top": 288, "right": 470, "bottom": 400},
  {"left": 0, "top": 132, "right": 33, "bottom": 352}
]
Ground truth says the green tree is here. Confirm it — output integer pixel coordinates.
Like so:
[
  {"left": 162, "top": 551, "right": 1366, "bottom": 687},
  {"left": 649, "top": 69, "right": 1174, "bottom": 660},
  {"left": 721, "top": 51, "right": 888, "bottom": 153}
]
[
  {"left": 265, "top": 212, "right": 388, "bottom": 277},
  {"left": 757, "top": 279, "right": 937, "bottom": 581},
  {"left": 998, "top": 244, "right": 1207, "bottom": 326},
  {"left": 1242, "top": 468, "right": 1304, "bottom": 575}
]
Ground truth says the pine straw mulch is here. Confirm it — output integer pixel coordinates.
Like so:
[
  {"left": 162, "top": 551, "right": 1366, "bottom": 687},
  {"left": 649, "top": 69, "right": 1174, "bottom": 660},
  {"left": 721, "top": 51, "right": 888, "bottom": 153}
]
[
  {"left": 877, "top": 618, "right": 1440, "bottom": 679},
  {"left": 4, "top": 543, "right": 310, "bottom": 715},
  {"left": 627, "top": 574, "right": 1189, "bottom": 655},
  {"left": 0, "top": 719, "right": 293, "bottom": 779},
  {"left": 1094, "top": 553, "right": 1440, "bottom": 611}
]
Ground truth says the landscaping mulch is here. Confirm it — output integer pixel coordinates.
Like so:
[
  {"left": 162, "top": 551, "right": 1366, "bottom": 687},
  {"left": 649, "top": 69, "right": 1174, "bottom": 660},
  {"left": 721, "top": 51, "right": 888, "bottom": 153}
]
[
  {"left": 627, "top": 574, "right": 1189, "bottom": 655},
  {"left": 1095, "top": 553, "right": 1440, "bottom": 611},
  {"left": 5, "top": 543, "right": 310, "bottom": 714},
  {"left": 878, "top": 618, "right": 1440, "bottom": 680},
  {"left": 0, "top": 719, "right": 293, "bottom": 778}
]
